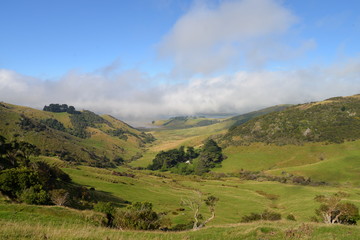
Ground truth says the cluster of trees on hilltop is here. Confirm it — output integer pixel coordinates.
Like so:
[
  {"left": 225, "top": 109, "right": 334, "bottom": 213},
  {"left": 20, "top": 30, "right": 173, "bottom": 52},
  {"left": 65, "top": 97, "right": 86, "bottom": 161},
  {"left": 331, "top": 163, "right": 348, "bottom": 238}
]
[
  {"left": 148, "top": 139, "right": 224, "bottom": 175},
  {"left": 43, "top": 103, "right": 80, "bottom": 114}
]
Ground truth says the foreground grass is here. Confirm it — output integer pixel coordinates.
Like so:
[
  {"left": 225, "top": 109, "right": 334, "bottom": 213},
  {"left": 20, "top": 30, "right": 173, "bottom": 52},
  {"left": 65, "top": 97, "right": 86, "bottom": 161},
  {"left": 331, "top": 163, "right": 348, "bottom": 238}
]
[{"left": 1, "top": 219, "right": 360, "bottom": 240}]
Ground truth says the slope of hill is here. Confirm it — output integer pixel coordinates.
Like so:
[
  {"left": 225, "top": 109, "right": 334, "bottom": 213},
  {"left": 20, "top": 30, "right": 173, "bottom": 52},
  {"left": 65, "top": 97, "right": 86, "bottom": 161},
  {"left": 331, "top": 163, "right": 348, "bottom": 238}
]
[
  {"left": 151, "top": 116, "right": 221, "bottom": 129},
  {"left": 223, "top": 95, "right": 360, "bottom": 146},
  {"left": 151, "top": 105, "right": 290, "bottom": 131},
  {"left": 0, "top": 102, "right": 152, "bottom": 167},
  {"left": 227, "top": 105, "right": 291, "bottom": 128}
]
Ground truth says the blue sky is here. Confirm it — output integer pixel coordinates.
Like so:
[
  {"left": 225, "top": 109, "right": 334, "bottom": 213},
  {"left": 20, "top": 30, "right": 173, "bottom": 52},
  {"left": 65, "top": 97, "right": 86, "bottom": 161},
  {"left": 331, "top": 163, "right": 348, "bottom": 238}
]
[
  {"left": 0, "top": 0, "right": 360, "bottom": 124},
  {"left": 0, "top": 0, "right": 190, "bottom": 78}
]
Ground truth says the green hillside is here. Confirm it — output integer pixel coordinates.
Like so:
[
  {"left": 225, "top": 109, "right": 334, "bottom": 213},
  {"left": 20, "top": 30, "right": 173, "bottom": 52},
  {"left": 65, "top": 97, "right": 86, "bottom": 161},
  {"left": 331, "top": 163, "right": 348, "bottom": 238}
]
[
  {"left": 0, "top": 102, "right": 152, "bottom": 167},
  {"left": 151, "top": 105, "right": 290, "bottom": 131},
  {"left": 223, "top": 95, "right": 360, "bottom": 145}
]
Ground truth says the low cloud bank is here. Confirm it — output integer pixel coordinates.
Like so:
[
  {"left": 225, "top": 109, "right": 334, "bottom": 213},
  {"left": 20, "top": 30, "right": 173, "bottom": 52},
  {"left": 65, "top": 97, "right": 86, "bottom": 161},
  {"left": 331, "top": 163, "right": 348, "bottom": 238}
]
[{"left": 1, "top": 58, "right": 359, "bottom": 125}]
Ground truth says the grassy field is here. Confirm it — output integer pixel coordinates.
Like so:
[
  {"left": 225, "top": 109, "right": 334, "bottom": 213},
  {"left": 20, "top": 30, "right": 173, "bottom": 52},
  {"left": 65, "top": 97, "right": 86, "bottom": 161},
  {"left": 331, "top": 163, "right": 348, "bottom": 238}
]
[
  {"left": 1, "top": 218, "right": 360, "bottom": 240},
  {"left": 60, "top": 165, "right": 360, "bottom": 226},
  {"left": 218, "top": 140, "right": 360, "bottom": 185}
]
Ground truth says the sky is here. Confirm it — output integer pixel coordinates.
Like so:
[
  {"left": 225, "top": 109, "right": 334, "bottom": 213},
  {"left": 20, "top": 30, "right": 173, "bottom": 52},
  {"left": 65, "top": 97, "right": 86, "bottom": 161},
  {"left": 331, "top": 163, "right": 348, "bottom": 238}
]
[{"left": 1, "top": 0, "right": 360, "bottom": 125}]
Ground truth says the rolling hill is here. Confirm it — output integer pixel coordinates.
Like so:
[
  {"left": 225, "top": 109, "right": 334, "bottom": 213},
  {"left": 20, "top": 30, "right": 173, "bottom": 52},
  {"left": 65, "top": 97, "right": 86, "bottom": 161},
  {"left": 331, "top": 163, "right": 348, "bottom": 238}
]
[
  {"left": 0, "top": 102, "right": 153, "bottom": 167},
  {"left": 223, "top": 95, "right": 360, "bottom": 145}
]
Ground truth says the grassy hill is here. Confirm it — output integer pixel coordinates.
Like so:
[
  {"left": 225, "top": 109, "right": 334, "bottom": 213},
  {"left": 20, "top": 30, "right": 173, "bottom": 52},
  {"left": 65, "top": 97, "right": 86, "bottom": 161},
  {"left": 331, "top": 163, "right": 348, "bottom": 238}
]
[
  {"left": 0, "top": 102, "right": 152, "bottom": 167},
  {"left": 213, "top": 94, "right": 360, "bottom": 186},
  {"left": 151, "top": 105, "right": 290, "bottom": 131},
  {"left": 223, "top": 95, "right": 360, "bottom": 145},
  {"left": 151, "top": 116, "right": 222, "bottom": 129}
]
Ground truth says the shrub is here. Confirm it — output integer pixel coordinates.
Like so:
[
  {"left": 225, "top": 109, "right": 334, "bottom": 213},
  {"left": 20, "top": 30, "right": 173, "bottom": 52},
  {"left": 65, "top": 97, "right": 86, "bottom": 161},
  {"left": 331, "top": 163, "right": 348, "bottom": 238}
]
[
  {"left": 170, "top": 162, "right": 194, "bottom": 175},
  {"left": 286, "top": 214, "right": 296, "bottom": 221},
  {"left": 241, "top": 212, "right": 261, "bottom": 222},
  {"left": 113, "top": 202, "right": 170, "bottom": 230},
  {"left": 261, "top": 210, "right": 281, "bottom": 221},
  {"left": 94, "top": 201, "right": 116, "bottom": 227},
  {"left": 241, "top": 210, "right": 281, "bottom": 222},
  {"left": 19, "top": 186, "right": 49, "bottom": 205}
]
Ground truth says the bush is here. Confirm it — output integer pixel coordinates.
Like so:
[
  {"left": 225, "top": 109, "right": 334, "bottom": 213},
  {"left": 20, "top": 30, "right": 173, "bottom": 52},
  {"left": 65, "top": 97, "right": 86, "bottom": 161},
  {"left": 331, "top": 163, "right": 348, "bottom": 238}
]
[
  {"left": 113, "top": 202, "right": 170, "bottom": 230},
  {"left": 241, "top": 212, "right": 261, "bottom": 222},
  {"left": 241, "top": 210, "right": 281, "bottom": 222},
  {"left": 262, "top": 210, "right": 281, "bottom": 221},
  {"left": 19, "top": 186, "right": 49, "bottom": 205},
  {"left": 286, "top": 214, "right": 296, "bottom": 221},
  {"left": 94, "top": 201, "right": 116, "bottom": 227},
  {"left": 94, "top": 202, "right": 115, "bottom": 215},
  {"left": 170, "top": 162, "right": 194, "bottom": 175}
]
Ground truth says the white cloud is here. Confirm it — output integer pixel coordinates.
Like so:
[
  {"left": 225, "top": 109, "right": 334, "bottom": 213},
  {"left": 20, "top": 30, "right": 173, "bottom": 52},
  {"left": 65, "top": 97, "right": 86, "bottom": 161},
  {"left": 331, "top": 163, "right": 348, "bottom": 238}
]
[
  {"left": 1, "top": 58, "right": 359, "bottom": 126},
  {"left": 158, "top": 0, "right": 301, "bottom": 75}
]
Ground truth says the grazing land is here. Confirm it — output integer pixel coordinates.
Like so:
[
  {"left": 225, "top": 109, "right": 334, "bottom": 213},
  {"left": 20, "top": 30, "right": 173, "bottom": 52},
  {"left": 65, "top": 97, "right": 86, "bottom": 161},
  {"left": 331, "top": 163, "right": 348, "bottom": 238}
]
[{"left": 1, "top": 95, "right": 360, "bottom": 239}]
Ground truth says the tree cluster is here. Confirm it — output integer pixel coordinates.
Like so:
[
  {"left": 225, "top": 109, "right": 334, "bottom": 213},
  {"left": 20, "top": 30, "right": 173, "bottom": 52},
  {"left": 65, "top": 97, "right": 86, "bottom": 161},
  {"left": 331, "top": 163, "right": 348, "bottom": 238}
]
[
  {"left": 148, "top": 139, "right": 224, "bottom": 175},
  {"left": 43, "top": 104, "right": 79, "bottom": 114}
]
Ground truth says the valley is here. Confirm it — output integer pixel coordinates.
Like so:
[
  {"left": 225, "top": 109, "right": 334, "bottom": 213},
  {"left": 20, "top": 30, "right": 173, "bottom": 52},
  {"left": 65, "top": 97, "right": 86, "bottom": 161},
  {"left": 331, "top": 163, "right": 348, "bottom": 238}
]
[{"left": 1, "top": 95, "right": 360, "bottom": 239}]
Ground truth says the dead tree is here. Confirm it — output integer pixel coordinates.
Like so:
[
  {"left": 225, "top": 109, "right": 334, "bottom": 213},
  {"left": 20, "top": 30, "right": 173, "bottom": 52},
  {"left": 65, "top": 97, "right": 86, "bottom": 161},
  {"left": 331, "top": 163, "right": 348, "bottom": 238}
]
[{"left": 181, "top": 191, "right": 219, "bottom": 230}]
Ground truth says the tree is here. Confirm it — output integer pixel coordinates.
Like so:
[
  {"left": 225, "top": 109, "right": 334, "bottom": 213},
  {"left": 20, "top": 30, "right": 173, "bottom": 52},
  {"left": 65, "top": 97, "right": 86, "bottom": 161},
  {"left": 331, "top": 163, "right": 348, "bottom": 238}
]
[
  {"left": 17, "top": 142, "right": 40, "bottom": 167},
  {"left": 185, "top": 146, "right": 199, "bottom": 160},
  {"left": 194, "top": 139, "right": 223, "bottom": 175},
  {"left": 200, "top": 139, "right": 223, "bottom": 164},
  {"left": 148, "top": 147, "right": 186, "bottom": 170},
  {"left": 0, "top": 167, "right": 42, "bottom": 199},
  {"left": 181, "top": 191, "right": 219, "bottom": 230},
  {"left": 314, "top": 192, "right": 359, "bottom": 224}
]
